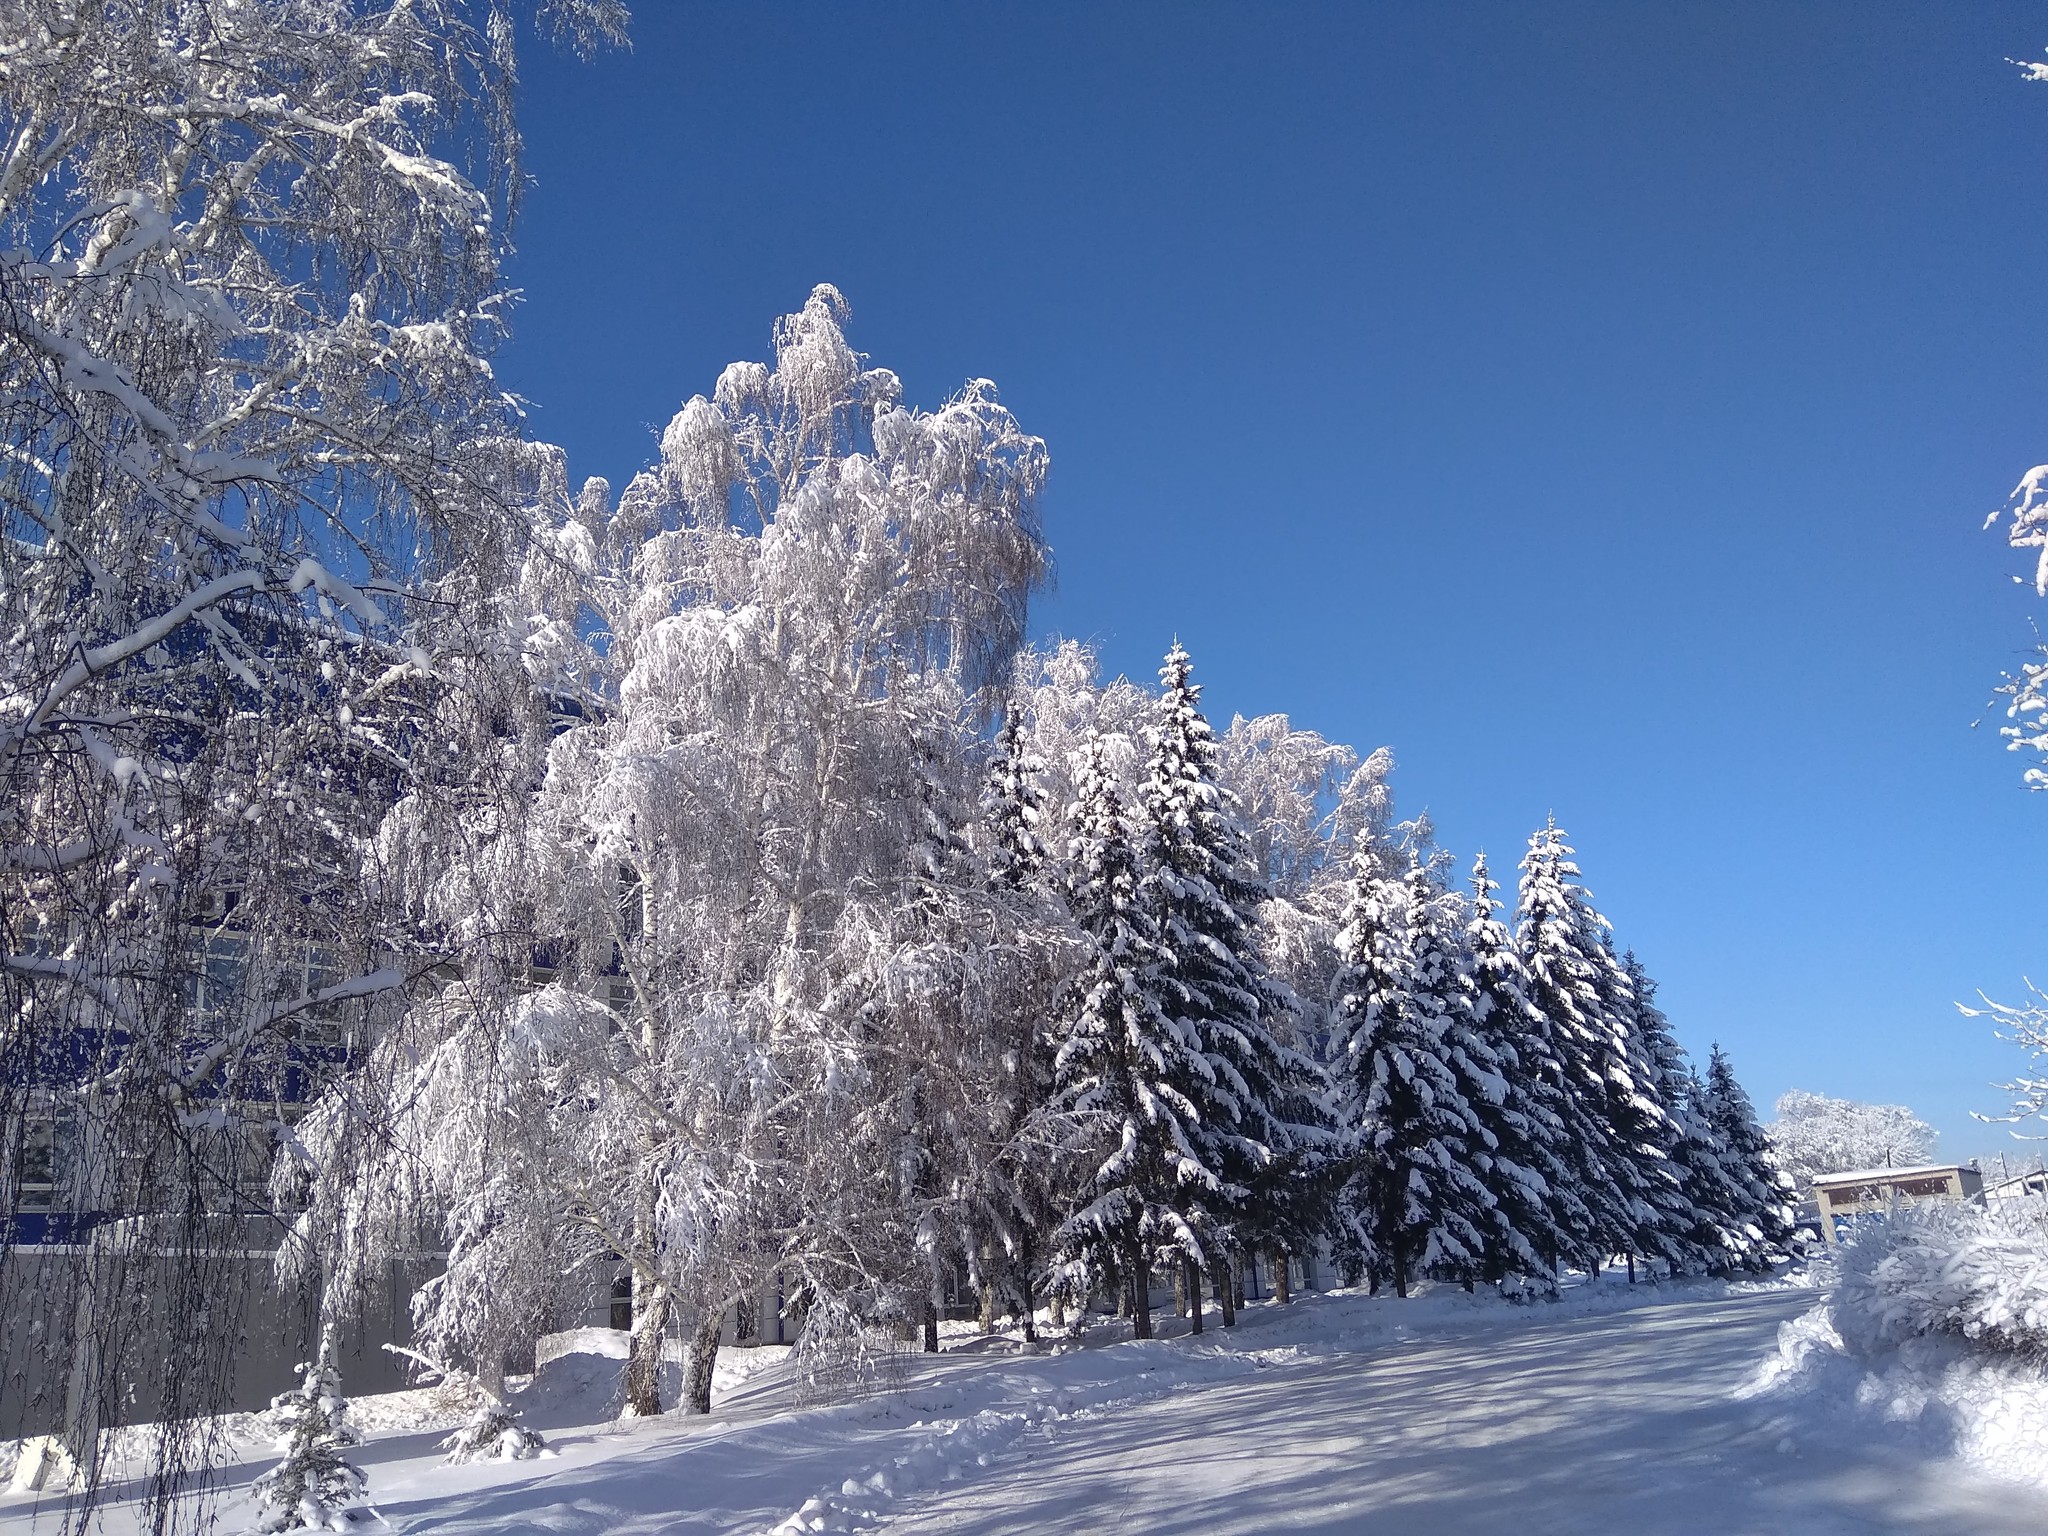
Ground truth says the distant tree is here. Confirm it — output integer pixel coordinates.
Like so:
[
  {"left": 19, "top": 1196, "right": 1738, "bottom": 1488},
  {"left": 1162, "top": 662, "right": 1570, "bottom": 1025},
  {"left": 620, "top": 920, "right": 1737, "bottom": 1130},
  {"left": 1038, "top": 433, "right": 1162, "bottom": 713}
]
[
  {"left": 1703, "top": 1047, "right": 1800, "bottom": 1264},
  {"left": 985, "top": 704, "right": 1051, "bottom": 891},
  {"left": 1766, "top": 1089, "right": 1936, "bottom": 1188},
  {"left": 1605, "top": 952, "right": 1706, "bottom": 1277}
]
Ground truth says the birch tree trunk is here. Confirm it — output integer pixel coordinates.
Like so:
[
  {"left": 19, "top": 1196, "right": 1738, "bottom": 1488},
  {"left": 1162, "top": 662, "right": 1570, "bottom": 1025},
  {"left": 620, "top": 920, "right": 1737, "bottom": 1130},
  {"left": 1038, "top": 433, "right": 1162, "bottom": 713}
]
[
  {"left": 624, "top": 1271, "right": 672, "bottom": 1417},
  {"left": 681, "top": 1308, "right": 723, "bottom": 1416}
]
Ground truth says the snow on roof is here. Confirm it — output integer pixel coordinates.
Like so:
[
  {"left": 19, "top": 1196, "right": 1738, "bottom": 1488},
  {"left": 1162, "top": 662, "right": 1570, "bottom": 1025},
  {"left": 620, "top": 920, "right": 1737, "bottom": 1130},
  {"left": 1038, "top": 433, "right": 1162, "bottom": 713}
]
[{"left": 1808, "top": 1163, "right": 1969, "bottom": 1186}]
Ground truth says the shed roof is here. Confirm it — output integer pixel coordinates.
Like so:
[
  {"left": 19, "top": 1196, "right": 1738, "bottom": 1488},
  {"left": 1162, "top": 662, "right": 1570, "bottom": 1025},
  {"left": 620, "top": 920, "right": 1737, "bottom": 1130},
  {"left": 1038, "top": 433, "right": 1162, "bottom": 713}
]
[{"left": 1808, "top": 1163, "right": 1969, "bottom": 1187}]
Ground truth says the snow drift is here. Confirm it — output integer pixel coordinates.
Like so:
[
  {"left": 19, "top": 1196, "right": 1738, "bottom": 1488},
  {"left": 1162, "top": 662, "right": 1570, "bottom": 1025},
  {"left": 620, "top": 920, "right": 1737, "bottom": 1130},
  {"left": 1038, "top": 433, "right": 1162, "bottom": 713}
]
[{"left": 1745, "top": 1197, "right": 2048, "bottom": 1488}]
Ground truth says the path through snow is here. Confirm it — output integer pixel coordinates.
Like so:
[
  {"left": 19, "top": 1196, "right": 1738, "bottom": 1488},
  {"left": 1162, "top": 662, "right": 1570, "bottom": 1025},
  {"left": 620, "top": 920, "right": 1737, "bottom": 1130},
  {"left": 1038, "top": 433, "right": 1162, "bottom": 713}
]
[
  {"left": 882, "top": 1291, "right": 2048, "bottom": 1535},
  {"left": 8, "top": 1284, "right": 2046, "bottom": 1535}
]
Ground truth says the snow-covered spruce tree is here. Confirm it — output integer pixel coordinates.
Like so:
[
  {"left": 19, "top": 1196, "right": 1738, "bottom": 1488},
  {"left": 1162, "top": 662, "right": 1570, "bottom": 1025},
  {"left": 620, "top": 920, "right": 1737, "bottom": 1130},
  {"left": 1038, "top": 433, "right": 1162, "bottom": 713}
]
[
  {"left": 1138, "top": 644, "right": 1329, "bottom": 1322},
  {"left": 439, "top": 1397, "right": 545, "bottom": 1465},
  {"left": 1052, "top": 735, "right": 1212, "bottom": 1339},
  {"left": 0, "top": 0, "right": 624, "bottom": 1508},
  {"left": 985, "top": 704, "right": 1051, "bottom": 891},
  {"left": 1665, "top": 1064, "right": 1767, "bottom": 1274},
  {"left": 1611, "top": 953, "right": 1728, "bottom": 1276},
  {"left": 1331, "top": 855, "right": 1494, "bottom": 1297},
  {"left": 1461, "top": 853, "right": 1575, "bottom": 1291},
  {"left": 1700, "top": 1045, "right": 1799, "bottom": 1265},
  {"left": 251, "top": 1354, "right": 371, "bottom": 1533},
  {"left": 290, "top": 288, "right": 1052, "bottom": 1414},
  {"left": 1594, "top": 949, "right": 1697, "bottom": 1280},
  {"left": 1514, "top": 820, "right": 1639, "bottom": 1273}
]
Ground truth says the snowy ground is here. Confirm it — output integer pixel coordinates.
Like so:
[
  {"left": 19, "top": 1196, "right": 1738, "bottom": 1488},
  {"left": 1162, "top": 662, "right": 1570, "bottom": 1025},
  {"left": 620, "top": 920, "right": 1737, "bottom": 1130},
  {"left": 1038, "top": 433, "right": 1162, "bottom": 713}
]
[{"left": 8, "top": 1276, "right": 2048, "bottom": 1535}]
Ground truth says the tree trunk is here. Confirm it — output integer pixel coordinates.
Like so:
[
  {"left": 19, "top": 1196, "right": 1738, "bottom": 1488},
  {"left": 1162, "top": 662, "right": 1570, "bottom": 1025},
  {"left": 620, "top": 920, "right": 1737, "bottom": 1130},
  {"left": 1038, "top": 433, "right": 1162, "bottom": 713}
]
[
  {"left": 474, "top": 1352, "right": 506, "bottom": 1404},
  {"left": 680, "top": 1308, "right": 721, "bottom": 1416},
  {"left": 1626, "top": 1251, "right": 1636, "bottom": 1285},
  {"left": 1217, "top": 1262, "right": 1237, "bottom": 1328},
  {"left": 1126, "top": 1236, "right": 1153, "bottom": 1340},
  {"left": 1231, "top": 1252, "right": 1246, "bottom": 1313},
  {"left": 1393, "top": 1241, "right": 1409, "bottom": 1300},
  {"left": 1272, "top": 1250, "right": 1292, "bottom": 1304},
  {"left": 1185, "top": 1257, "right": 1203, "bottom": 1335},
  {"left": 979, "top": 1277, "right": 997, "bottom": 1334},
  {"left": 1049, "top": 1290, "right": 1066, "bottom": 1330},
  {"left": 623, "top": 1272, "right": 672, "bottom": 1417},
  {"left": 921, "top": 1294, "right": 939, "bottom": 1354},
  {"left": 1017, "top": 1272, "right": 1037, "bottom": 1343}
]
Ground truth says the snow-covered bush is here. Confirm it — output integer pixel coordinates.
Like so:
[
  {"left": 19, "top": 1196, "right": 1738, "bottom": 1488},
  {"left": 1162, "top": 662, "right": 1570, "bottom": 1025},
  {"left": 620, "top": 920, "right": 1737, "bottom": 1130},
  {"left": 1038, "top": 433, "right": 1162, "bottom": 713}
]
[
  {"left": 250, "top": 1359, "right": 372, "bottom": 1533},
  {"left": 1830, "top": 1198, "right": 2048, "bottom": 1359},
  {"left": 438, "top": 1399, "right": 545, "bottom": 1464}
]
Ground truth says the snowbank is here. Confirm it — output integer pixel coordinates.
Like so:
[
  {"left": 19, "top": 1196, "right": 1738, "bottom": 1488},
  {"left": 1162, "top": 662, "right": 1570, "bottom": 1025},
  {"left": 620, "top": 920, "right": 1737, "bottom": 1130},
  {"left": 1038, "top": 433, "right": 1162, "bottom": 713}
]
[
  {"left": 1743, "top": 1199, "right": 2048, "bottom": 1489},
  {"left": 518, "top": 1329, "right": 794, "bottom": 1427}
]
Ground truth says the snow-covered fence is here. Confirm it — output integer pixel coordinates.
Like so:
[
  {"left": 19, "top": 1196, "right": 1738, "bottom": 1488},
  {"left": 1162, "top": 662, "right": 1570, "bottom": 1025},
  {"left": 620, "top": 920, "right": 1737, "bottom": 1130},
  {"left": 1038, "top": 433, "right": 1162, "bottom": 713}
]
[{"left": 0, "top": 1220, "right": 427, "bottom": 1441}]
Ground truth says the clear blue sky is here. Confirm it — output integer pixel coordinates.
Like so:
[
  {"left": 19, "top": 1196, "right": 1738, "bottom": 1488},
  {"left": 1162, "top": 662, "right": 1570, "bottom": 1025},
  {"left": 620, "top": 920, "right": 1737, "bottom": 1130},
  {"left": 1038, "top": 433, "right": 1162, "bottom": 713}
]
[{"left": 500, "top": 1, "right": 2048, "bottom": 1166}]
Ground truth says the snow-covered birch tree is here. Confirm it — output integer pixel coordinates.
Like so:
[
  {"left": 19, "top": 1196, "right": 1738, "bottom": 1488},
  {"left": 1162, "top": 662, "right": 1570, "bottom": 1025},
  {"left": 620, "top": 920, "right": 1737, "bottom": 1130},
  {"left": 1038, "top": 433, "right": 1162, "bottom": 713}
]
[
  {"left": 290, "top": 286, "right": 1053, "bottom": 1414},
  {"left": 0, "top": 0, "right": 623, "bottom": 1511}
]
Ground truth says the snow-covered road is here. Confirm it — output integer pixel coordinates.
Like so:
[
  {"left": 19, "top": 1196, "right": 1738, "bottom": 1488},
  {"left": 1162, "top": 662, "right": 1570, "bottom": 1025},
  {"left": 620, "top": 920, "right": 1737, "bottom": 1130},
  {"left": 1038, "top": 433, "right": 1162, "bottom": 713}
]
[
  {"left": 12, "top": 1284, "right": 2047, "bottom": 1535},
  {"left": 882, "top": 1291, "right": 2048, "bottom": 1536}
]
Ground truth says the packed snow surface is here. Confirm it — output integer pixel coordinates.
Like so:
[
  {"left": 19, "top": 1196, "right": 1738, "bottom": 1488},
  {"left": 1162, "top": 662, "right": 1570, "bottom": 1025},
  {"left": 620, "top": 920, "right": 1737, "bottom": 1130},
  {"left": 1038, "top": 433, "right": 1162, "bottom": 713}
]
[{"left": 9, "top": 1277, "right": 2048, "bottom": 1535}]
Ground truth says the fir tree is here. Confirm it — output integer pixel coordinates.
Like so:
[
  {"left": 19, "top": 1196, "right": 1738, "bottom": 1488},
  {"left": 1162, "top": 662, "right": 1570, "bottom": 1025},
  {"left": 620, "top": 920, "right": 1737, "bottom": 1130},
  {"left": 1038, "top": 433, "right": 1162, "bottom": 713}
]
[
  {"left": 1602, "top": 951, "right": 1701, "bottom": 1278},
  {"left": 439, "top": 1398, "right": 546, "bottom": 1464},
  {"left": 1667, "top": 1063, "right": 1767, "bottom": 1274},
  {"left": 251, "top": 1354, "right": 371, "bottom": 1533},
  {"left": 1700, "top": 1043, "right": 1801, "bottom": 1268},
  {"left": 1514, "top": 820, "right": 1634, "bottom": 1272},
  {"left": 1052, "top": 734, "right": 1212, "bottom": 1339},
  {"left": 983, "top": 702, "right": 1049, "bottom": 891},
  {"left": 1460, "top": 852, "right": 1574, "bottom": 1291},
  {"left": 1139, "top": 644, "right": 1330, "bottom": 1306},
  {"left": 1332, "top": 856, "right": 1492, "bottom": 1296},
  {"left": 1614, "top": 953, "right": 1720, "bottom": 1276}
]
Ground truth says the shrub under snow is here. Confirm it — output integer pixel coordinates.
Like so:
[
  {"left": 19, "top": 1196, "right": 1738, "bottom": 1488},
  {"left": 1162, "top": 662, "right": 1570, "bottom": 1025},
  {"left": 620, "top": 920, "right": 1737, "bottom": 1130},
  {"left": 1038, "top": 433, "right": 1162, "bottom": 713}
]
[
  {"left": 438, "top": 1400, "right": 546, "bottom": 1464},
  {"left": 1829, "top": 1197, "right": 2048, "bottom": 1359}
]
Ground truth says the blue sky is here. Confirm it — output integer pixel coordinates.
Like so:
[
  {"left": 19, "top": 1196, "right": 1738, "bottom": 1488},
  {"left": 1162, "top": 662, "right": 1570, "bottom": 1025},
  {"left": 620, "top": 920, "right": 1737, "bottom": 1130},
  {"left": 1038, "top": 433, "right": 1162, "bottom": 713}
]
[{"left": 500, "top": 2, "right": 2048, "bottom": 1165}]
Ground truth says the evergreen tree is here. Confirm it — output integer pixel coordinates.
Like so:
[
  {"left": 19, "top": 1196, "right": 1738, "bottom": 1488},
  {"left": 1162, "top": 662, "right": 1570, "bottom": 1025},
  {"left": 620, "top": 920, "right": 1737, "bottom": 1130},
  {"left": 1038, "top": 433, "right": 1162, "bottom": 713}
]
[
  {"left": 983, "top": 702, "right": 1049, "bottom": 891},
  {"left": 1699, "top": 1044, "right": 1801, "bottom": 1268},
  {"left": 439, "top": 1398, "right": 546, "bottom": 1465},
  {"left": 1052, "top": 734, "right": 1212, "bottom": 1339},
  {"left": 1514, "top": 820, "right": 1634, "bottom": 1271},
  {"left": 1138, "top": 644, "right": 1330, "bottom": 1307},
  {"left": 1613, "top": 953, "right": 1720, "bottom": 1276},
  {"left": 1461, "top": 853, "right": 1575, "bottom": 1291},
  {"left": 1332, "top": 856, "right": 1492, "bottom": 1296},
  {"left": 251, "top": 1354, "right": 371, "bottom": 1533},
  {"left": 1667, "top": 1063, "right": 1768, "bottom": 1274},
  {"left": 1601, "top": 951, "right": 1701, "bottom": 1278}
]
